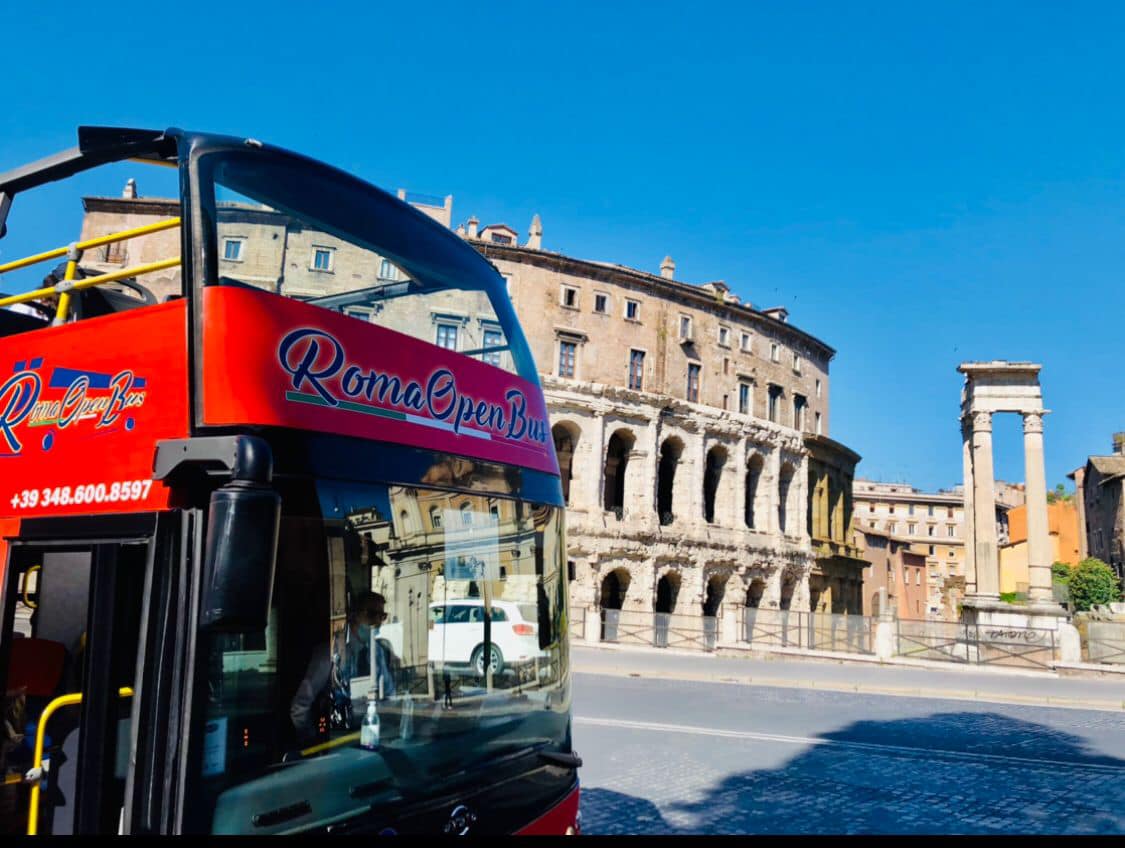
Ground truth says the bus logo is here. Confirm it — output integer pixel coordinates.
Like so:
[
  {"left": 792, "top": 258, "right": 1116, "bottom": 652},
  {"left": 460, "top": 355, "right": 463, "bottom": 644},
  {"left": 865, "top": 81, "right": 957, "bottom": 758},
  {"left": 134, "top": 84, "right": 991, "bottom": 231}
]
[
  {"left": 443, "top": 804, "right": 477, "bottom": 835},
  {"left": 0, "top": 358, "right": 148, "bottom": 455},
  {"left": 277, "top": 328, "right": 549, "bottom": 448}
]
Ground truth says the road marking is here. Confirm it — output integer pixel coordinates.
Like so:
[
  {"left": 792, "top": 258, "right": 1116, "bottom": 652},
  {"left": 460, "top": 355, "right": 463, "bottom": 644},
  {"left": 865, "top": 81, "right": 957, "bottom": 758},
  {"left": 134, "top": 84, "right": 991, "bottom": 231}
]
[{"left": 573, "top": 716, "right": 1125, "bottom": 774}]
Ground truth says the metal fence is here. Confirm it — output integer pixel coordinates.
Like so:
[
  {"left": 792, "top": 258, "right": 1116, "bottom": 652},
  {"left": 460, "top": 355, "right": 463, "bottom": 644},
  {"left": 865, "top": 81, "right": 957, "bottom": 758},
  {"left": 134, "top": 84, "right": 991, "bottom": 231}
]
[
  {"left": 1086, "top": 622, "right": 1125, "bottom": 665},
  {"left": 600, "top": 608, "right": 718, "bottom": 652},
  {"left": 742, "top": 608, "right": 874, "bottom": 655},
  {"left": 568, "top": 605, "right": 586, "bottom": 642},
  {"left": 896, "top": 618, "right": 1058, "bottom": 670}
]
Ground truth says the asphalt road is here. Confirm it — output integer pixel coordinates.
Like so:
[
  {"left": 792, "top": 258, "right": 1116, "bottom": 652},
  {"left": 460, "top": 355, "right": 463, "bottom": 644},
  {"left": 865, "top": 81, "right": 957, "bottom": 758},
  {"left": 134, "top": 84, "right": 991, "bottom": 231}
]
[{"left": 572, "top": 663, "right": 1125, "bottom": 834}]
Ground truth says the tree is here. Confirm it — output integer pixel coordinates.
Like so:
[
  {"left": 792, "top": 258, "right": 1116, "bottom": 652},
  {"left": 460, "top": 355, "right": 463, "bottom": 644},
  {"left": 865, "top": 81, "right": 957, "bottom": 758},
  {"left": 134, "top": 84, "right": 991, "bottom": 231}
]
[
  {"left": 1046, "top": 483, "right": 1073, "bottom": 504},
  {"left": 1067, "top": 558, "right": 1122, "bottom": 612}
]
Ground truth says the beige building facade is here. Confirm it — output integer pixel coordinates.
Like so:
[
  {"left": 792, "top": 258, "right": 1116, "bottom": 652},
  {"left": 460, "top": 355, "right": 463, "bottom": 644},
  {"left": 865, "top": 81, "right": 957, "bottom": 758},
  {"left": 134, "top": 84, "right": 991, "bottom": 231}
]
[{"left": 852, "top": 479, "right": 1011, "bottom": 620}]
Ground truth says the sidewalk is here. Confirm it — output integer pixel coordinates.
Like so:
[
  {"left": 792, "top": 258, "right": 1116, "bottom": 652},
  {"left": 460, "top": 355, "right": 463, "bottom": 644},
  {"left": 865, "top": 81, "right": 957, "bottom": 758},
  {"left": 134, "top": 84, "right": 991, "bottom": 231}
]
[{"left": 572, "top": 642, "right": 1125, "bottom": 711}]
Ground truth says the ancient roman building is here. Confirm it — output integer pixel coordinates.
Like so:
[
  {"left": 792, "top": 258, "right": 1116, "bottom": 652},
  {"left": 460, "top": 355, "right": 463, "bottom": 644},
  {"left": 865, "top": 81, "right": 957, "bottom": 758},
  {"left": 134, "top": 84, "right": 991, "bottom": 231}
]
[{"left": 470, "top": 222, "right": 864, "bottom": 626}]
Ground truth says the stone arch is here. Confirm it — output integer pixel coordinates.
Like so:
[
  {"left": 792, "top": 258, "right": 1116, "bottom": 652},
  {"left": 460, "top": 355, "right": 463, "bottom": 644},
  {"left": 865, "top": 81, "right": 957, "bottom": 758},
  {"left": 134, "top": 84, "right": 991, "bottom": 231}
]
[
  {"left": 702, "top": 572, "right": 729, "bottom": 617},
  {"left": 602, "top": 429, "right": 636, "bottom": 515},
  {"left": 703, "top": 444, "right": 728, "bottom": 524},
  {"left": 598, "top": 567, "right": 631, "bottom": 611},
  {"left": 778, "top": 461, "right": 796, "bottom": 536},
  {"left": 779, "top": 573, "right": 796, "bottom": 610},
  {"left": 745, "top": 452, "right": 765, "bottom": 529},
  {"left": 745, "top": 578, "right": 766, "bottom": 608},
  {"left": 552, "top": 420, "right": 581, "bottom": 505},
  {"left": 656, "top": 436, "right": 684, "bottom": 526},
  {"left": 654, "top": 571, "right": 682, "bottom": 614}
]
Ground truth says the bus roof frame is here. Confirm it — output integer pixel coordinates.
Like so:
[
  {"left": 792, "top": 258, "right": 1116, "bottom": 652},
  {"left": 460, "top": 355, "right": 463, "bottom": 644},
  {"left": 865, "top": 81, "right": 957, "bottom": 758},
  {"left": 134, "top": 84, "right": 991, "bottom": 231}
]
[{"left": 0, "top": 126, "right": 179, "bottom": 238}]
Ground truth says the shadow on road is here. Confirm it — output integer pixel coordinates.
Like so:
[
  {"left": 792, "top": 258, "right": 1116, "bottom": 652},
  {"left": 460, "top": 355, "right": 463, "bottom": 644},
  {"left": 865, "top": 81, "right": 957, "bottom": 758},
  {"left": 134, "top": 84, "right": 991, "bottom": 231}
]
[
  {"left": 581, "top": 711, "right": 1125, "bottom": 835},
  {"left": 580, "top": 787, "right": 682, "bottom": 835}
]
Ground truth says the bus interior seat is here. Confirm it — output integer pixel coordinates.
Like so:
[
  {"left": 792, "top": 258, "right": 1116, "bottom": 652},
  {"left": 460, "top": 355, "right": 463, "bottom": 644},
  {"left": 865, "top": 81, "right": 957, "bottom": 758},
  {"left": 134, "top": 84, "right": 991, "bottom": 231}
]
[
  {"left": 0, "top": 308, "right": 49, "bottom": 337},
  {"left": 74, "top": 286, "right": 147, "bottom": 319}
]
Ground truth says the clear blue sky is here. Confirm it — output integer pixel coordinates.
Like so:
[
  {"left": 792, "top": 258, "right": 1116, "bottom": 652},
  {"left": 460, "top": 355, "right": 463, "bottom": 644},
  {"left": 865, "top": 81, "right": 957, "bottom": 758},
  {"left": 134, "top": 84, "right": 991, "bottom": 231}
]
[{"left": 2, "top": 1, "right": 1123, "bottom": 493}]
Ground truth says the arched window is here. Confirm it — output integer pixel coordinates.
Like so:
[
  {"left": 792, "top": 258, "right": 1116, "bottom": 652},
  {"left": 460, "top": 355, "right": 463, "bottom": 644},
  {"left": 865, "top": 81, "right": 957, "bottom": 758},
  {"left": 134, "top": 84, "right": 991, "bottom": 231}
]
[
  {"left": 603, "top": 430, "right": 635, "bottom": 516},
  {"left": 552, "top": 422, "right": 580, "bottom": 505},
  {"left": 779, "top": 576, "right": 795, "bottom": 611},
  {"left": 746, "top": 579, "right": 766, "bottom": 608},
  {"left": 599, "top": 568, "right": 630, "bottom": 611},
  {"left": 655, "top": 572, "right": 681, "bottom": 614},
  {"left": 399, "top": 509, "right": 412, "bottom": 534},
  {"left": 745, "top": 453, "right": 764, "bottom": 529},
  {"left": 702, "top": 573, "right": 728, "bottom": 617},
  {"left": 703, "top": 446, "right": 727, "bottom": 524},
  {"left": 656, "top": 437, "right": 683, "bottom": 526},
  {"left": 460, "top": 503, "right": 473, "bottom": 526}
]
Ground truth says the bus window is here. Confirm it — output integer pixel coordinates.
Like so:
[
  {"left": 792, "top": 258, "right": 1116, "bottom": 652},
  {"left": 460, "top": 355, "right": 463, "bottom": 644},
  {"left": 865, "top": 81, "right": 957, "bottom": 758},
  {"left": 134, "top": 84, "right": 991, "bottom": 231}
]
[
  {"left": 204, "top": 155, "right": 525, "bottom": 377},
  {"left": 193, "top": 479, "right": 571, "bottom": 835}
]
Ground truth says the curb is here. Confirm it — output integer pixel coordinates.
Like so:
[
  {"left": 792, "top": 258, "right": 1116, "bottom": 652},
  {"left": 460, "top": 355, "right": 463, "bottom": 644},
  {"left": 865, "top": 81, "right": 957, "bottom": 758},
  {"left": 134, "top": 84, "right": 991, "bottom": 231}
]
[{"left": 573, "top": 662, "right": 1125, "bottom": 712}]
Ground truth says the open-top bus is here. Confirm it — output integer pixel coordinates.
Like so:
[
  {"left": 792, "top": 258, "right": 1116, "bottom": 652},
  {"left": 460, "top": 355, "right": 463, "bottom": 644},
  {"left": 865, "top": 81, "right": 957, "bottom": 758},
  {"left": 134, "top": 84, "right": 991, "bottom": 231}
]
[{"left": 0, "top": 127, "right": 579, "bottom": 835}]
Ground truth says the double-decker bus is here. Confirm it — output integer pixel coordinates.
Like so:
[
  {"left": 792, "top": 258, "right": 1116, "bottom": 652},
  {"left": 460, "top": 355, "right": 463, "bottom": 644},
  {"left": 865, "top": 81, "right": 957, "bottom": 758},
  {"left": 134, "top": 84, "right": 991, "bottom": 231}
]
[{"left": 0, "top": 127, "right": 579, "bottom": 835}]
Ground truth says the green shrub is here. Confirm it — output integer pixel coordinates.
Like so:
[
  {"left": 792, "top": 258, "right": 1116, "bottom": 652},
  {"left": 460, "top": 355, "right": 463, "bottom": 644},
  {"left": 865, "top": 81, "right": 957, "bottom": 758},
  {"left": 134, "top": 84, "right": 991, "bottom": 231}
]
[
  {"left": 1067, "top": 558, "right": 1122, "bottom": 611},
  {"left": 1000, "top": 591, "right": 1027, "bottom": 604},
  {"left": 1051, "top": 561, "right": 1072, "bottom": 583}
]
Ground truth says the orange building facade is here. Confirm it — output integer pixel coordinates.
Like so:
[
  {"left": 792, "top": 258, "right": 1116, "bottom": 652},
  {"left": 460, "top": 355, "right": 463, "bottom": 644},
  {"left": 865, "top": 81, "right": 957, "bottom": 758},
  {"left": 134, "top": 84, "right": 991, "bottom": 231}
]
[{"left": 999, "top": 500, "right": 1080, "bottom": 594}]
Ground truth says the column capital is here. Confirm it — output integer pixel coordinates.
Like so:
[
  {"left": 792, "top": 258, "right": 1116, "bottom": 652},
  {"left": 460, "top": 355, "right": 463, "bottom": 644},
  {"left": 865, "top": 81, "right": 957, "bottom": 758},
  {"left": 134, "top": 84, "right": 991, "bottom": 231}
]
[
  {"left": 970, "top": 410, "right": 993, "bottom": 433},
  {"left": 1022, "top": 410, "right": 1048, "bottom": 434}
]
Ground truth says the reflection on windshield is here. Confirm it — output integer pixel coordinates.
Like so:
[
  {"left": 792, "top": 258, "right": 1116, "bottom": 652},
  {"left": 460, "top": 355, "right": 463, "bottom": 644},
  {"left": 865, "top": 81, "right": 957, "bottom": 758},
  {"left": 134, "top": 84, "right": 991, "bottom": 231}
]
[
  {"left": 195, "top": 480, "right": 570, "bottom": 834},
  {"left": 212, "top": 175, "right": 515, "bottom": 374}
]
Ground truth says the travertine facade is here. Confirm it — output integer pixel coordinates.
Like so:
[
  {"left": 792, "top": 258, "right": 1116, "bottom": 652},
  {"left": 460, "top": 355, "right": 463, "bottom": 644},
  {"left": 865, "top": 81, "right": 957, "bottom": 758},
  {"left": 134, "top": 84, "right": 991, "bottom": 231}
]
[{"left": 471, "top": 228, "right": 857, "bottom": 626}]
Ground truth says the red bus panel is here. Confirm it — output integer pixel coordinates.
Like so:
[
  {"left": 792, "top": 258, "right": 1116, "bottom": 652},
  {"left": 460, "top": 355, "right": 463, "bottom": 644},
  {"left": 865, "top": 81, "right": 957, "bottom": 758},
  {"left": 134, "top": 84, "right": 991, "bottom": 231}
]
[
  {"left": 200, "top": 286, "right": 558, "bottom": 476},
  {"left": 0, "top": 301, "right": 189, "bottom": 519}
]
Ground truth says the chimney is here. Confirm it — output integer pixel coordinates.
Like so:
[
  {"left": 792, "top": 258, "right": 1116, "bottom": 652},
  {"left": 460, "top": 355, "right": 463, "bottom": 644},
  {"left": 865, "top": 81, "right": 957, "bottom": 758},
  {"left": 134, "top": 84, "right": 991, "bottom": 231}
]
[
  {"left": 455, "top": 223, "right": 467, "bottom": 238},
  {"left": 660, "top": 256, "right": 675, "bottom": 279},
  {"left": 397, "top": 188, "right": 407, "bottom": 200},
  {"left": 122, "top": 178, "right": 137, "bottom": 199},
  {"left": 467, "top": 216, "right": 479, "bottom": 239},
  {"left": 1114, "top": 432, "right": 1125, "bottom": 455},
  {"left": 526, "top": 213, "right": 542, "bottom": 250}
]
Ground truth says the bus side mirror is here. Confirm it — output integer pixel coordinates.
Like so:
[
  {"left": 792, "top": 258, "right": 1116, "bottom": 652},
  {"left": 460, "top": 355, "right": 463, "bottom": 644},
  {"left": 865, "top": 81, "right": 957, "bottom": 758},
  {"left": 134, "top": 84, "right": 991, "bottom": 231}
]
[{"left": 200, "top": 480, "right": 281, "bottom": 632}]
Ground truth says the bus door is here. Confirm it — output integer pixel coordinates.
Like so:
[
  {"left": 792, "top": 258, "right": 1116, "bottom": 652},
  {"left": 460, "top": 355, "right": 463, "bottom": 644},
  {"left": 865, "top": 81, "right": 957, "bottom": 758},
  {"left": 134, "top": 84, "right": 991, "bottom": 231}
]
[{"left": 1, "top": 535, "right": 148, "bottom": 835}]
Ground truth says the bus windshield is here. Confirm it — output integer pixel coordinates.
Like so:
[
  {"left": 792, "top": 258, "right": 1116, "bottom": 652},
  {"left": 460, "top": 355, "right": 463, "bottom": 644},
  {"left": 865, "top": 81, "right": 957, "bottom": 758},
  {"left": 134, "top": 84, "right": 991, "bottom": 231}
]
[
  {"left": 190, "top": 477, "right": 571, "bottom": 834},
  {"left": 200, "top": 151, "right": 535, "bottom": 379}
]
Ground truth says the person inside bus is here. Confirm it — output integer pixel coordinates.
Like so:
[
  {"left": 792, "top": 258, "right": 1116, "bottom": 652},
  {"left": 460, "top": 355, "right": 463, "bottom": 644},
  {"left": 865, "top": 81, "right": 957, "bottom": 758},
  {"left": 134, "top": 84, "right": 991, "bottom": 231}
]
[{"left": 289, "top": 591, "right": 396, "bottom": 746}]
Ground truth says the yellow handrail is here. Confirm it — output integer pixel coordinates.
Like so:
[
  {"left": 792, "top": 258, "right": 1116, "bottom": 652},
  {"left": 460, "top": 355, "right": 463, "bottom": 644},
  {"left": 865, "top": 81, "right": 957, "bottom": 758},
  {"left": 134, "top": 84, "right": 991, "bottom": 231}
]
[
  {"left": 0, "top": 218, "right": 180, "bottom": 275},
  {"left": 26, "top": 686, "right": 134, "bottom": 836},
  {"left": 0, "top": 258, "right": 182, "bottom": 311}
]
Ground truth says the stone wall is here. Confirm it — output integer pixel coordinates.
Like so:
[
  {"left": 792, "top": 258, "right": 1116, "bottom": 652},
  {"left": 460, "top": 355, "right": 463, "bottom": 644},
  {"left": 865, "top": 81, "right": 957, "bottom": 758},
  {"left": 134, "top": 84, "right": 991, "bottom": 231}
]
[{"left": 545, "top": 377, "right": 815, "bottom": 626}]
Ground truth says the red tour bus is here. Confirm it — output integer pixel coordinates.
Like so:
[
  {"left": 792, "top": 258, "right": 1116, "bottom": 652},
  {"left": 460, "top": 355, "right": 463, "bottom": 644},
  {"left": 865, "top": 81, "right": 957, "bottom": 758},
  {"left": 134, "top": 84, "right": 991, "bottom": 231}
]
[{"left": 0, "top": 127, "right": 579, "bottom": 835}]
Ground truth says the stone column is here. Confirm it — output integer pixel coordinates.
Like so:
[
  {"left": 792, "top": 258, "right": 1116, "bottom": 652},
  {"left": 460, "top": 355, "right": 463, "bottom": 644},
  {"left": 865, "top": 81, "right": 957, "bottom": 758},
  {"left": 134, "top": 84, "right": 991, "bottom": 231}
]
[
  {"left": 960, "top": 416, "right": 977, "bottom": 594},
  {"left": 733, "top": 438, "right": 748, "bottom": 531},
  {"left": 586, "top": 413, "right": 607, "bottom": 512},
  {"left": 970, "top": 411, "right": 1000, "bottom": 600},
  {"left": 798, "top": 454, "right": 812, "bottom": 541},
  {"left": 767, "top": 448, "right": 782, "bottom": 534},
  {"left": 1023, "top": 411, "right": 1055, "bottom": 605}
]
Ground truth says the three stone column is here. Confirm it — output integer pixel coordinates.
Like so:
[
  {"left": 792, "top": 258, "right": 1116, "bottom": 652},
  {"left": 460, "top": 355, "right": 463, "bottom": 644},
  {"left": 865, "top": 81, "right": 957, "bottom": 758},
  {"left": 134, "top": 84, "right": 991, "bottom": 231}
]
[
  {"left": 969, "top": 411, "right": 1000, "bottom": 600},
  {"left": 1023, "top": 411, "right": 1054, "bottom": 605}
]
